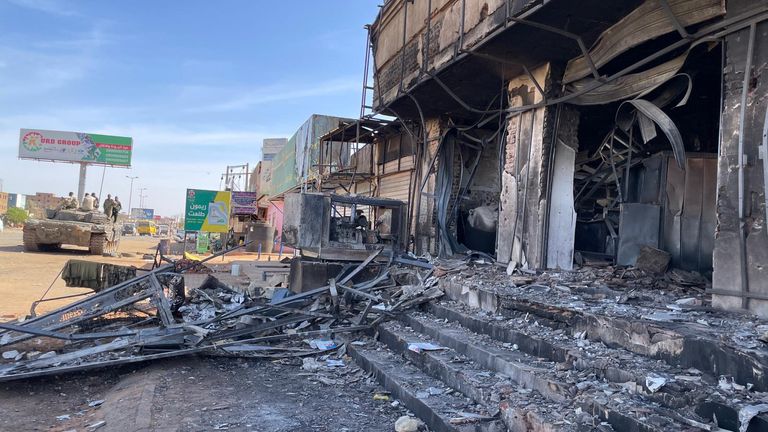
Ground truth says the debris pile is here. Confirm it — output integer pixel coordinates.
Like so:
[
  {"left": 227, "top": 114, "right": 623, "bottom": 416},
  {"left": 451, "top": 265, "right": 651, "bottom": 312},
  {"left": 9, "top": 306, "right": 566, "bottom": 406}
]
[{"left": 0, "top": 248, "right": 439, "bottom": 382}]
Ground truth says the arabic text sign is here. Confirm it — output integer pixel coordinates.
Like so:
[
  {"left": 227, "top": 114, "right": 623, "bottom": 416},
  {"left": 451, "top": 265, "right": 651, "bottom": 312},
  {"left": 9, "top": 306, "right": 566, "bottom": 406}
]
[
  {"left": 130, "top": 208, "right": 155, "bottom": 220},
  {"left": 184, "top": 189, "right": 231, "bottom": 233},
  {"left": 19, "top": 128, "right": 132, "bottom": 167},
  {"left": 231, "top": 191, "right": 259, "bottom": 215}
]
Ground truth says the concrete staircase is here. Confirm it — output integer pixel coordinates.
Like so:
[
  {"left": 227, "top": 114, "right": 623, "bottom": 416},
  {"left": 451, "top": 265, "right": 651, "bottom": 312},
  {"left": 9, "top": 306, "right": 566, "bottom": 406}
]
[{"left": 347, "top": 291, "right": 768, "bottom": 431}]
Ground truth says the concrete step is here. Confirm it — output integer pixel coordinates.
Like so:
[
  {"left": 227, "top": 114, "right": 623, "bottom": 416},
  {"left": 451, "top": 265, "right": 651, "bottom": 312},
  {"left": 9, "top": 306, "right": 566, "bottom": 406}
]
[
  {"left": 426, "top": 301, "right": 710, "bottom": 410},
  {"left": 346, "top": 340, "right": 506, "bottom": 432},
  {"left": 377, "top": 320, "right": 583, "bottom": 431},
  {"left": 498, "top": 296, "right": 768, "bottom": 392},
  {"left": 399, "top": 311, "right": 693, "bottom": 432},
  {"left": 439, "top": 271, "right": 768, "bottom": 393}
]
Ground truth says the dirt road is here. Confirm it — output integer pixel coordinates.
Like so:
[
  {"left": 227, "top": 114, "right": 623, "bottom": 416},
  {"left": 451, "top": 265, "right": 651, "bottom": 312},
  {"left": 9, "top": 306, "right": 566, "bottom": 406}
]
[{"left": 0, "top": 229, "right": 159, "bottom": 319}]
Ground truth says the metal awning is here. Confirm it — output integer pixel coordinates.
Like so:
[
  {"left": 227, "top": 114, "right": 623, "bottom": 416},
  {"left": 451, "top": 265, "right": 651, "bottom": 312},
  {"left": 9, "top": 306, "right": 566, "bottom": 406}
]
[{"left": 318, "top": 117, "right": 398, "bottom": 144}]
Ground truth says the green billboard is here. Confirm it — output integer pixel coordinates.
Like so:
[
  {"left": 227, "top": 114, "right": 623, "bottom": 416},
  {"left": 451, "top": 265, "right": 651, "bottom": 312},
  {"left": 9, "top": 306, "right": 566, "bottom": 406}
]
[{"left": 184, "top": 189, "right": 232, "bottom": 233}]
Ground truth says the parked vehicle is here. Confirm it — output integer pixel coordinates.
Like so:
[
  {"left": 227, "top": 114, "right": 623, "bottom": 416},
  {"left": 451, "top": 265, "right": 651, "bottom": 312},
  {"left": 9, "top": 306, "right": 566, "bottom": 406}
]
[
  {"left": 122, "top": 223, "right": 137, "bottom": 235},
  {"left": 136, "top": 220, "right": 157, "bottom": 236},
  {"left": 158, "top": 224, "right": 169, "bottom": 236}
]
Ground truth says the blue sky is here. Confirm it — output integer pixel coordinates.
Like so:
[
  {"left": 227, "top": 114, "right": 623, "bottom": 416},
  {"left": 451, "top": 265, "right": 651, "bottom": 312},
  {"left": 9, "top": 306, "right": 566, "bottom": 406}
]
[{"left": 0, "top": 0, "right": 377, "bottom": 216}]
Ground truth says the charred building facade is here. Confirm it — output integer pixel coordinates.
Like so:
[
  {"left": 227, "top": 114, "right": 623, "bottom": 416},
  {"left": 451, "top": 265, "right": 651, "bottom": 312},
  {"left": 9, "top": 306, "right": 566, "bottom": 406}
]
[{"left": 360, "top": 0, "right": 768, "bottom": 316}]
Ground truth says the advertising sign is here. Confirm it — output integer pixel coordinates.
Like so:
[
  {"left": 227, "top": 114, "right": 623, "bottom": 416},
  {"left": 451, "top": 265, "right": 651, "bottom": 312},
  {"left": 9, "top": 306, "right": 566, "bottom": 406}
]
[
  {"left": 130, "top": 208, "right": 154, "bottom": 220},
  {"left": 19, "top": 128, "right": 132, "bottom": 167},
  {"left": 184, "top": 189, "right": 231, "bottom": 233},
  {"left": 231, "top": 191, "right": 259, "bottom": 215}
]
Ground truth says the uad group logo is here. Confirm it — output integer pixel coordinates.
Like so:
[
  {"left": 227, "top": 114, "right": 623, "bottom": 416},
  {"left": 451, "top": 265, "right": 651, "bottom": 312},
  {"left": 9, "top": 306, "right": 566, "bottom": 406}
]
[
  {"left": 22, "top": 131, "right": 43, "bottom": 152},
  {"left": 187, "top": 189, "right": 196, "bottom": 199}
]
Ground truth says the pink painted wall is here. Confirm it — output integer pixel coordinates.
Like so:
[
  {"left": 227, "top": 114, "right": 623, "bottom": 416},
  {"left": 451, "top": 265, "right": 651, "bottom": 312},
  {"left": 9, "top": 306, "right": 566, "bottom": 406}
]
[{"left": 265, "top": 200, "right": 293, "bottom": 253}]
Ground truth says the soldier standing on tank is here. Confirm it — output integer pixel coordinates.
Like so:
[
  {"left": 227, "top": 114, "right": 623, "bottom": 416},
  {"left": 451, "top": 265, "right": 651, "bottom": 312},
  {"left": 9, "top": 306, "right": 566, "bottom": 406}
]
[
  {"left": 103, "top": 194, "right": 115, "bottom": 218},
  {"left": 91, "top": 192, "right": 99, "bottom": 209}
]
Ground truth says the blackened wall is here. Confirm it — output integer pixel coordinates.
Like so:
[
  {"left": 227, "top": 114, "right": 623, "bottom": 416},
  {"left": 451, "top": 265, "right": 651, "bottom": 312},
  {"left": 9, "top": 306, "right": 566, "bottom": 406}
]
[{"left": 712, "top": 0, "right": 768, "bottom": 315}]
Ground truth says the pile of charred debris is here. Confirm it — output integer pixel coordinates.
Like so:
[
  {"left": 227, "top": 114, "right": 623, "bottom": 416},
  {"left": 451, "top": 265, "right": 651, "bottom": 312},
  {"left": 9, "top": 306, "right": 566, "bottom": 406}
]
[
  {"left": 5, "top": 243, "right": 768, "bottom": 431},
  {"left": 0, "top": 247, "right": 440, "bottom": 381}
]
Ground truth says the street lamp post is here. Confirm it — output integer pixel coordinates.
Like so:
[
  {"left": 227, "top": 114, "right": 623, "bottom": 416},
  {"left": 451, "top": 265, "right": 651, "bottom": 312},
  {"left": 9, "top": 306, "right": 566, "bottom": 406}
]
[
  {"left": 126, "top": 175, "right": 139, "bottom": 216},
  {"left": 138, "top": 187, "right": 148, "bottom": 209}
]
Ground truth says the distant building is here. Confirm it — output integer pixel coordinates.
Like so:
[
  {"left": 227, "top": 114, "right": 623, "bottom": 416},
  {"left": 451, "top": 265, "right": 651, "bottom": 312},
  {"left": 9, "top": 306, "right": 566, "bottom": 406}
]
[
  {"left": 262, "top": 138, "right": 287, "bottom": 162},
  {"left": 0, "top": 192, "right": 7, "bottom": 215},
  {"left": 26, "top": 192, "right": 61, "bottom": 218},
  {"left": 7, "top": 193, "right": 26, "bottom": 210},
  {"left": 249, "top": 138, "right": 287, "bottom": 193}
]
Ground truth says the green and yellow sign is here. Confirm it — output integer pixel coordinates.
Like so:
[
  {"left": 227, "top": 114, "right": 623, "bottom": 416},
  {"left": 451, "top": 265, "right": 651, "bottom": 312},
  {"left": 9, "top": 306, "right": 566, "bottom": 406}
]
[
  {"left": 184, "top": 189, "right": 232, "bottom": 233},
  {"left": 19, "top": 128, "right": 133, "bottom": 167}
]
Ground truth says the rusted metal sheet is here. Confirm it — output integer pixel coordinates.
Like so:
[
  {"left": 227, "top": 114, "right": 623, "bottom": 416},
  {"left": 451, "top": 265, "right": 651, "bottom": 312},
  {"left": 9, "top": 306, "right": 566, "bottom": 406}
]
[{"left": 564, "top": 0, "right": 725, "bottom": 83}]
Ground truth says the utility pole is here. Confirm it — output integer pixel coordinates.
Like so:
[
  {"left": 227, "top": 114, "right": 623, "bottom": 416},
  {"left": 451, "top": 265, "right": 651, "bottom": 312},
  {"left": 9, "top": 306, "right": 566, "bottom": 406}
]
[
  {"left": 126, "top": 175, "right": 138, "bottom": 215},
  {"left": 138, "top": 187, "right": 148, "bottom": 208},
  {"left": 221, "top": 164, "right": 250, "bottom": 191}
]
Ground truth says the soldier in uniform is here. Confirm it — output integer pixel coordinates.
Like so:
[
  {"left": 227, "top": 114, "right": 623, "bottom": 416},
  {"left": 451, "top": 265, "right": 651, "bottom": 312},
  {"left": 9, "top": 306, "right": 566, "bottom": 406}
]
[
  {"left": 81, "top": 193, "right": 95, "bottom": 211},
  {"left": 112, "top": 196, "right": 122, "bottom": 223},
  {"left": 91, "top": 192, "right": 99, "bottom": 209},
  {"left": 103, "top": 194, "right": 115, "bottom": 218},
  {"left": 60, "top": 192, "right": 78, "bottom": 210}
]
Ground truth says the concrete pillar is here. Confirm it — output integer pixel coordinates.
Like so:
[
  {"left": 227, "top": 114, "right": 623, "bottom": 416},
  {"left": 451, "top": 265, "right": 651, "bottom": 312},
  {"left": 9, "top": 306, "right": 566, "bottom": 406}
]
[
  {"left": 412, "top": 118, "right": 444, "bottom": 256},
  {"left": 497, "top": 63, "right": 555, "bottom": 269},
  {"left": 77, "top": 163, "right": 87, "bottom": 203},
  {"left": 712, "top": 0, "right": 768, "bottom": 315}
]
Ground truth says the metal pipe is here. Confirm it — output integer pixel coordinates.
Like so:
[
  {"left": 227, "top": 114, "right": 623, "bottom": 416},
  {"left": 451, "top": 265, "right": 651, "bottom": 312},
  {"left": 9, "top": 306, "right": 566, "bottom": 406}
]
[
  {"left": 761, "top": 106, "right": 768, "bottom": 223},
  {"left": 426, "top": 70, "right": 503, "bottom": 114},
  {"left": 503, "top": 16, "right": 601, "bottom": 80},
  {"left": 398, "top": 0, "right": 409, "bottom": 94},
  {"left": 458, "top": 0, "right": 466, "bottom": 57},
  {"left": 607, "top": 130, "right": 624, "bottom": 203},
  {"left": 737, "top": 23, "right": 756, "bottom": 309},
  {"left": 624, "top": 125, "right": 634, "bottom": 198},
  {"left": 658, "top": 0, "right": 691, "bottom": 39}
]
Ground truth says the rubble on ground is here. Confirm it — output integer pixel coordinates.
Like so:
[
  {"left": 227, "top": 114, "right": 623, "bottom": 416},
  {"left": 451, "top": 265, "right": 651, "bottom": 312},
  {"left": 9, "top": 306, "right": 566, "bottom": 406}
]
[
  {"left": 5, "top": 244, "right": 768, "bottom": 431},
  {"left": 0, "top": 246, "right": 441, "bottom": 382}
]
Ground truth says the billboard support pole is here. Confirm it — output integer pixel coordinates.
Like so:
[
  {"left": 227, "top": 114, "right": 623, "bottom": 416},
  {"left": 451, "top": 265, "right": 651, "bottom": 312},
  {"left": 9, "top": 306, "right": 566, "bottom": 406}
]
[{"left": 77, "top": 163, "right": 87, "bottom": 202}]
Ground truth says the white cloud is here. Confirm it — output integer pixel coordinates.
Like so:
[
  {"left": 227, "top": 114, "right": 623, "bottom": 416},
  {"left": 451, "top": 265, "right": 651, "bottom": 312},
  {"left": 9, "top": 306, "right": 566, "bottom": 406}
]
[
  {"left": 0, "top": 26, "right": 112, "bottom": 97},
  {"left": 6, "top": 0, "right": 79, "bottom": 16},
  {"left": 182, "top": 77, "right": 360, "bottom": 112}
]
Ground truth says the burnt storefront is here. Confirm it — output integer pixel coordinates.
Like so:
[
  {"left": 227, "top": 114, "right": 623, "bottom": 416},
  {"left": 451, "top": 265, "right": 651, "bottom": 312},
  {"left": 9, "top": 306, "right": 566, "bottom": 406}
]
[{"left": 365, "top": 0, "right": 768, "bottom": 316}]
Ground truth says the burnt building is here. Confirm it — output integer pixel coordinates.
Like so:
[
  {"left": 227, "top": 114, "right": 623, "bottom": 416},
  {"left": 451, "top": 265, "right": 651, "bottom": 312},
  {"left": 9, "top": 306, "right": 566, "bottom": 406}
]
[{"left": 359, "top": 0, "right": 768, "bottom": 316}]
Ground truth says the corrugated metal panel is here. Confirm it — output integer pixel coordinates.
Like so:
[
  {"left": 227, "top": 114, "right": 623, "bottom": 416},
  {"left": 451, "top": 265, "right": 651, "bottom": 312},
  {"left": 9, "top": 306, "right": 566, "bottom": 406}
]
[
  {"left": 379, "top": 156, "right": 415, "bottom": 175},
  {"left": 378, "top": 171, "right": 412, "bottom": 202},
  {"left": 333, "top": 182, "right": 373, "bottom": 197}
]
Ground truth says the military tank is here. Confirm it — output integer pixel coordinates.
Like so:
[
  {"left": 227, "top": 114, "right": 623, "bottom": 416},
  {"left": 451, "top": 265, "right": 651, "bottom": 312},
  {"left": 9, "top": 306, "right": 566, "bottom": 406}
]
[{"left": 23, "top": 209, "right": 121, "bottom": 255}]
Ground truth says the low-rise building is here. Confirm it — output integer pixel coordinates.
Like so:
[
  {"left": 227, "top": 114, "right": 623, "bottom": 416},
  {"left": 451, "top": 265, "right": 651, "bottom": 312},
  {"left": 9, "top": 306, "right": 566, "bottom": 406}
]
[
  {"left": 26, "top": 192, "right": 61, "bottom": 218},
  {"left": 7, "top": 193, "right": 26, "bottom": 210},
  {"left": 0, "top": 192, "right": 8, "bottom": 215}
]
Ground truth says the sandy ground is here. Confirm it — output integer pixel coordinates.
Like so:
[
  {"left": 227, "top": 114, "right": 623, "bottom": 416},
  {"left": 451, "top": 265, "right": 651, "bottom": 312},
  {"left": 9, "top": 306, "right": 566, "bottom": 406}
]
[
  {"left": 0, "top": 229, "right": 160, "bottom": 319},
  {"left": 0, "top": 229, "right": 285, "bottom": 319}
]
